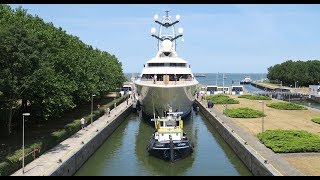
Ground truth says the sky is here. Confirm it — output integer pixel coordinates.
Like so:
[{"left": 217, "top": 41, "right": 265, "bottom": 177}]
[{"left": 9, "top": 4, "right": 320, "bottom": 73}]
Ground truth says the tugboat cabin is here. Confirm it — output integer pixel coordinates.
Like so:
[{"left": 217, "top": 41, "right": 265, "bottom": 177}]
[{"left": 151, "top": 112, "right": 184, "bottom": 142}]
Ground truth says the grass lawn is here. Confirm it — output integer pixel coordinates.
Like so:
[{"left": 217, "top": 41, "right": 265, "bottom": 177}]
[
  {"left": 238, "top": 94, "right": 271, "bottom": 100},
  {"left": 224, "top": 108, "right": 265, "bottom": 118},
  {"left": 311, "top": 117, "right": 320, "bottom": 124},
  {"left": 266, "top": 102, "right": 307, "bottom": 110},
  {"left": 257, "top": 129, "right": 320, "bottom": 153},
  {"left": 205, "top": 94, "right": 239, "bottom": 104}
]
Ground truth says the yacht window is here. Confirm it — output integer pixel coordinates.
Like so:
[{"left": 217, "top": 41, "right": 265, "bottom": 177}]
[
  {"left": 147, "top": 63, "right": 186, "bottom": 67},
  {"left": 148, "top": 63, "right": 164, "bottom": 67}
]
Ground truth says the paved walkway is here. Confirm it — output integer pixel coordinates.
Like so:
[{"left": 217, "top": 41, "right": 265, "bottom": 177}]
[
  {"left": 197, "top": 99, "right": 304, "bottom": 176},
  {"left": 12, "top": 97, "right": 134, "bottom": 176}
]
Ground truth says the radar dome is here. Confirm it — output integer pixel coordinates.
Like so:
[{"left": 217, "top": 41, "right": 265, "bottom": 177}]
[{"left": 161, "top": 39, "right": 172, "bottom": 52}]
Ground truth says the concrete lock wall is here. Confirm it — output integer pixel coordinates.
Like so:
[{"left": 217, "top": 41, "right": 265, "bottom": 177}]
[
  {"left": 49, "top": 105, "right": 132, "bottom": 176},
  {"left": 196, "top": 101, "right": 276, "bottom": 176}
]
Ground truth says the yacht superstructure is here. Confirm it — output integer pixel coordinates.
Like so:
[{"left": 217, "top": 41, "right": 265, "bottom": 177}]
[{"left": 134, "top": 11, "right": 198, "bottom": 118}]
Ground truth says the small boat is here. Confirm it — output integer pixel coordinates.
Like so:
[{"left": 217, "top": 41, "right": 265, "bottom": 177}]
[
  {"left": 146, "top": 110, "right": 194, "bottom": 162},
  {"left": 194, "top": 74, "right": 206, "bottom": 77},
  {"left": 240, "top": 76, "right": 252, "bottom": 85}
]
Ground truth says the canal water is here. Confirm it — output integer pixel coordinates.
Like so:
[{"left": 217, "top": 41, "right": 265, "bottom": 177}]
[
  {"left": 75, "top": 111, "right": 252, "bottom": 176},
  {"left": 287, "top": 100, "right": 320, "bottom": 110}
]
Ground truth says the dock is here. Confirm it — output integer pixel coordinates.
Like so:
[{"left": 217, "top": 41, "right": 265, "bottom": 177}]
[
  {"left": 195, "top": 99, "right": 304, "bottom": 176},
  {"left": 12, "top": 98, "right": 134, "bottom": 176}
]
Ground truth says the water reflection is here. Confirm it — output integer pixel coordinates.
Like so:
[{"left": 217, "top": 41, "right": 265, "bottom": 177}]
[{"left": 75, "top": 112, "right": 252, "bottom": 176}]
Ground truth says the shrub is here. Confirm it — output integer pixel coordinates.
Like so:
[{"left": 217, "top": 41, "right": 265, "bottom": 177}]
[
  {"left": 224, "top": 108, "right": 266, "bottom": 118},
  {"left": 311, "top": 117, "right": 320, "bottom": 124},
  {"left": 206, "top": 95, "right": 239, "bottom": 104},
  {"left": 266, "top": 102, "right": 307, "bottom": 110},
  {"left": 257, "top": 129, "right": 320, "bottom": 153},
  {"left": 238, "top": 94, "right": 271, "bottom": 100}
]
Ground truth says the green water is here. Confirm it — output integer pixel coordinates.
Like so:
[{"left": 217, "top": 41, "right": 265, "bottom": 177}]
[
  {"left": 288, "top": 100, "right": 320, "bottom": 110},
  {"left": 75, "top": 112, "right": 252, "bottom": 176}
]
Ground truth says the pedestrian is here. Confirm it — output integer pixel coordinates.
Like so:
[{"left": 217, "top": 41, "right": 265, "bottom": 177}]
[
  {"left": 153, "top": 74, "right": 157, "bottom": 84},
  {"left": 97, "top": 104, "right": 100, "bottom": 109},
  {"left": 126, "top": 97, "right": 129, "bottom": 105},
  {"left": 80, "top": 117, "right": 85, "bottom": 130},
  {"left": 208, "top": 100, "right": 214, "bottom": 108},
  {"left": 174, "top": 74, "right": 177, "bottom": 84},
  {"left": 105, "top": 107, "right": 110, "bottom": 117}
]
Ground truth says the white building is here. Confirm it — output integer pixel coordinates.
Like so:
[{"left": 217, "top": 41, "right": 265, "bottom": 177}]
[
  {"left": 230, "top": 85, "right": 244, "bottom": 95},
  {"left": 309, "top": 85, "right": 320, "bottom": 96}
]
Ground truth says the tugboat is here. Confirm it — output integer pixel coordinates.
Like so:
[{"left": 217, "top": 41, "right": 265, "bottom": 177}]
[{"left": 147, "top": 109, "right": 194, "bottom": 162}]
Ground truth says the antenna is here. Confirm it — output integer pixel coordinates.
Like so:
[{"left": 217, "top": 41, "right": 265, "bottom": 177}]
[{"left": 165, "top": 10, "right": 169, "bottom": 17}]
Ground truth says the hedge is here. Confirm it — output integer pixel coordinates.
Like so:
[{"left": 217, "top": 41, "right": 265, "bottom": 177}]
[
  {"left": 224, "top": 108, "right": 266, "bottom": 118},
  {"left": 257, "top": 129, "right": 320, "bottom": 153},
  {"left": 266, "top": 102, "right": 307, "bottom": 110},
  {"left": 238, "top": 94, "right": 271, "bottom": 100},
  {"left": 311, "top": 117, "right": 320, "bottom": 124},
  {"left": 205, "top": 94, "right": 239, "bottom": 104}
]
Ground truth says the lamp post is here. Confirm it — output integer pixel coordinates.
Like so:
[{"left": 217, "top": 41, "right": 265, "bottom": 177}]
[
  {"left": 22, "top": 113, "right": 30, "bottom": 174},
  {"left": 222, "top": 73, "right": 226, "bottom": 94},
  {"left": 216, "top": 72, "right": 219, "bottom": 86},
  {"left": 289, "top": 85, "right": 292, "bottom": 102},
  {"left": 259, "top": 101, "right": 264, "bottom": 144},
  {"left": 91, "top": 94, "right": 96, "bottom": 126}
]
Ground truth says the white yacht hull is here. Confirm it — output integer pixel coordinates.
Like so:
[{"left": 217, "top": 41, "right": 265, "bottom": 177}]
[{"left": 135, "top": 83, "right": 198, "bottom": 118}]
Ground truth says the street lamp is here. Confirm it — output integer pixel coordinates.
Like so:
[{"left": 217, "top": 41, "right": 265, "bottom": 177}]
[
  {"left": 289, "top": 85, "right": 292, "bottom": 102},
  {"left": 222, "top": 73, "right": 226, "bottom": 94},
  {"left": 22, "top": 113, "right": 30, "bottom": 174},
  {"left": 295, "top": 81, "right": 298, "bottom": 90},
  {"left": 91, "top": 94, "right": 96, "bottom": 126},
  {"left": 259, "top": 101, "right": 264, "bottom": 144}
]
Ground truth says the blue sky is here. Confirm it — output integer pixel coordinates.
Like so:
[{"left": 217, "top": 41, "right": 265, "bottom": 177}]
[{"left": 9, "top": 4, "right": 320, "bottom": 73}]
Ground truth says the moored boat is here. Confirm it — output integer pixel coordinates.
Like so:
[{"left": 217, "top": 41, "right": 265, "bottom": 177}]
[
  {"left": 240, "top": 76, "right": 252, "bottom": 85},
  {"left": 134, "top": 11, "right": 198, "bottom": 119}
]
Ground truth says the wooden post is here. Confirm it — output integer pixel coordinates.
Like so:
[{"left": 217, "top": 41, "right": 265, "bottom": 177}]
[{"left": 169, "top": 135, "right": 174, "bottom": 162}]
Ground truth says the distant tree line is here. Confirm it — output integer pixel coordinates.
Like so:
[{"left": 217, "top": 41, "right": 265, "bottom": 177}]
[
  {"left": 267, "top": 60, "right": 320, "bottom": 87},
  {"left": 0, "top": 5, "right": 125, "bottom": 136}
]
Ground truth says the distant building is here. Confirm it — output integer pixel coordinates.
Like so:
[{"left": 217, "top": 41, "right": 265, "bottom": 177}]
[
  {"left": 309, "top": 85, "right": 320, "bottom": 96},
  {"left": 230, "top": 85, "right": 244, "bottom": 95}
]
